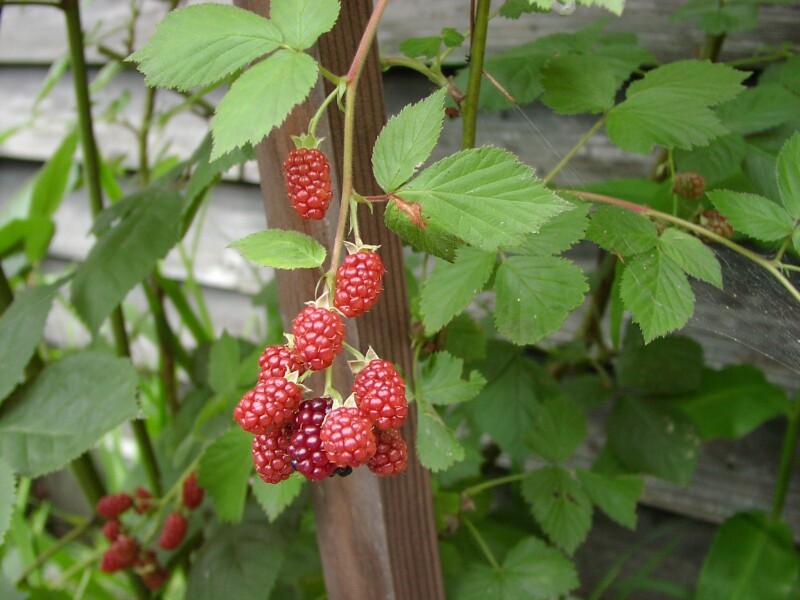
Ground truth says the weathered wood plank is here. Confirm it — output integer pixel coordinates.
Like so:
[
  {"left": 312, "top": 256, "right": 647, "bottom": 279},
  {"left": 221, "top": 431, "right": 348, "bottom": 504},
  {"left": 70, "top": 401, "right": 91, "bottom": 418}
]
[{"left": 0, "top": 0, "right": 798, "bottom": 64}]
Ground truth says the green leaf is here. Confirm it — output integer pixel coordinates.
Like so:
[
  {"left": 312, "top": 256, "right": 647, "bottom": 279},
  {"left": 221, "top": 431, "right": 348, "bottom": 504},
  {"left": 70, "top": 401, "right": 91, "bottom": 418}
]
[
  {"left": 198, "top": 428, "right": 253, "bottom": 523},
  {"left": 617, "top": 330, "right": 704, "bottom": 396},
  {"left": 658, "top": 228, "right": 722, "bottom": 288},
  {"left": 186, "top": 520, "right": 285, "bottom": 600},
  {"left": 744, "top": 144, "right": 781, "bottom": 203},
  {"left": 230, "top": 229, "right": 326, "bottom": 270},
  {"left": 620, "top": 250, "right": 695, "bottom": 342},
  {"left": 373, "top": 89, "right": 446, "bottom": 193},
  {"left": 577, "top": 470, "right": 643, "bottom": 529},
  {"left": 494, "top": 256, "right": 588, "bottom": 345},
  {"left": 673, "top": 0, "right": 759, "bottom": 35},
  {"left": 398, "top": 147, "right": 569, "bottom": 251},
  {"left": 71, "top": 190, "right": 184, "bottom": 333},
  {"left": 696, "top": 512, "right": 799, "bottom": 600},
  {"left": 608, "top": 90, "right": 729, "bottom": 154},
  {"left": 540, "top": 54, "right": 617, "bottom": 115},
  {"left": 420, "top": 246, "right": 496, "bottom": 333},
  {"left": 675, "top": 133, "right": 747, "bottom": 186},
  {"left": 0, "top": 458, "right": 15, "bottom": 545},
  {"left": 586, "top": 205, "right": 659, "bottom": 256},
  {"left": 717, "top": 83, "right": 800, "bottom": 136},
  {"left": 187, "top": 140, "right": 255, "bottom": 202},
  {"left": 131, "top": 4, "right": 281, "bottom": 91},
  {"left": 607, "top": 60, "right": 747, "bottom": 153},
  {"left": 416, "top": 396, "right": 465, "bottom": 472},
  {"left": 208, "top": 333, "right": 241, "bottom": 395},
  {"left": 458, "top": 536, "right": 579, "bottom": 599},
  {"left": 0, "top": 352, "right": 139, "bottom": 477},
  {"left": 0, "top": 282, "right": 58, "bottom": 404},
  {"left": 30, "top": 130, "right": 77, "bottom": 218},
  {"left": 526, "top": 393, "right": 587, "bottom": 463},
  {"left": 607, "top": 397, "right": 699, "bottom": 485},
  {"left": 400, "top": 37, "right": 441, "bottom": 59},
  {"left": 444, "top": 314, "right": 488, "bottom": 362},
  {"left": 384, "top": 201, "right": 461, "bottom": 261},
  {"left": 499, "top": 0, "right": 551, "bottom": 18},
  {"left": 521, "top": 467, "right": 593, "bottom": 554},
  {"left": 626, "top": 59, "right": 746, "bottom": 105},
  {"left": 252, "top": 473, "right": 304, "bottom": 522},
  {"left": 270, "top": 0, "right": 339, "bottom": 49},
  {"left": 471, "top": 343, "right": 544, "bottom": 455},
  {"left": 418, "top": 352, "right": 486, "bottom": 406},
  {"left": 777, "top": 132, "right": 800, "bottom": 219},
  {"left": 441, "top": 28, "right": 466, "bottom": 48},
  {"left": 577, "top": 0, "right": 625, "bottom": 15},
  {"left": 211, "top": 50, "right": 318, "bottom": 159},
  {"left": 506, "top": 201, "right": 589, "bottom": 256},
  {"left": 708, "top": 190, "right": 794, "bottom": 242},
  {"left": 674, "top": 366, "right": 789, "bottom": 440}
]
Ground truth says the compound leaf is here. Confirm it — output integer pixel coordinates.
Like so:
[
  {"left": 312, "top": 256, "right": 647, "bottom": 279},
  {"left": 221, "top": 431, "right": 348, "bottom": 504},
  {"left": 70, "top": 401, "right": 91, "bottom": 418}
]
[{"left": 131, "top": 4, "right": 281, "bottom": 91}]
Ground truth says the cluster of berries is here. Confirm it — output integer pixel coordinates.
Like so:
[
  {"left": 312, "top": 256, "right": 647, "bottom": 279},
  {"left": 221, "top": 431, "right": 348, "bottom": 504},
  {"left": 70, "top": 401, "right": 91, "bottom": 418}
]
[
  {"left": 700, "top": 209, "right": 734, "bottom": 239},
  {"left": 235, "top": 342, "right": 409, "bottom": 484},
  {"left": 233, "top": 201, "right": 408, "bottom": 482},
  {"left": 95, "top": 473, "right": 204, "bottom": 590}
]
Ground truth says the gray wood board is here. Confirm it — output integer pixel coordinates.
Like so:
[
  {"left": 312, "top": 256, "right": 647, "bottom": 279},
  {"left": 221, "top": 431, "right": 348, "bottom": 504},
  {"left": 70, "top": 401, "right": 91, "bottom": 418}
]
[
  {"left": 0, "top": 66, "right": 650, "bottom": 185},
  {"left": 0, "top": 0, "right": 798, "bottom": 64}
]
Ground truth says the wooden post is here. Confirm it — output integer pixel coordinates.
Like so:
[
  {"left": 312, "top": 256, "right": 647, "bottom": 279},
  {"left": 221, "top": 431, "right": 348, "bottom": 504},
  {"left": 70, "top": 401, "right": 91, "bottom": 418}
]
[{"left": 234, "top": 2, "right": 445, "bottom": 599}]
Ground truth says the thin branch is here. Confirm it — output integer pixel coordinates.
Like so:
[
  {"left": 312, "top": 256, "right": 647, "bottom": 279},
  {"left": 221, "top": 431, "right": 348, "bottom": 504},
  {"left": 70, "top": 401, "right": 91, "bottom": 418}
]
[
  {"left": 63, "top": 0, "right": 162, "bottom": 496},
  {"left": 567, "top": 190, "right": 800, "bottom": 305},
  {"left": 543, "top": 113, "right": 607, "bottom": 185},
  {"left": 328, "top": 0, "right": 391, "bottom": 278},
  {"left": 461, "top": 0, "right": 492, "bottom": 149}
]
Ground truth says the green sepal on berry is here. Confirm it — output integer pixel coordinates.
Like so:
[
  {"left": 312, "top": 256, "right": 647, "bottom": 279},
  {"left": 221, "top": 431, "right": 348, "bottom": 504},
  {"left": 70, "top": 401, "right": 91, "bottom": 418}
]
[{"left": 290, "top": 133, "right": 324, "bottom": 150}]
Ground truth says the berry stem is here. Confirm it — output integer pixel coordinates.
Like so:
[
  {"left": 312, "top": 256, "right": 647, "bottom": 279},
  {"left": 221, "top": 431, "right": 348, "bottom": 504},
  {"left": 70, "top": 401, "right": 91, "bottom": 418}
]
[
  {"left": 462, "top": 517, "right": 500, "bottom": 570},
  {"left": 543, "top": 113, "right": 607, "bottom": 185},
  {"left": 567, "top": 190, "right": 800, "bottom": 305},
  {"left": 328, "top": 0, "right": 391, "bottom": 282},
  {"left": 461, "top": 472, "right": 530, "bottom": 497},
  {"left": 15, "top": 518, "right": 95, "bottom": 586},
  {"left": 771, "top": 400, "right": 800, "bottom": 521},
  {"left": 307, "top": 86, "right": 341, "bottom": 140}
]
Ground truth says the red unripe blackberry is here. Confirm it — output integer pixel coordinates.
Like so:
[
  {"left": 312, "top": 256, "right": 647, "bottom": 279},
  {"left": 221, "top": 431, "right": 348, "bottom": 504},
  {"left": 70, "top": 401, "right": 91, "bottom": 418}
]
[
  {"left": 133, "top": 486, "right": 153, "bottom": 514},
  {"left": 142, "top": 568, "right": 169, "bottom": 591},
  {"left": 700, "top": 209, "right": 734, "bottom": 239},
  {"left": 673, "top": 172, "right": 705, "bottom": 199},
  {"left": 334, "top": 251, "right": 385, "bottom": 318},
  {"left": 283, "top": 148, "right": 333, "bottom": 220},
  {"left": 258, "top": 344, "right": 305, "bottom": 379},
  {"left": 253, "top": 427, "right": 294, "bottom": 484},
  {"left": 101, "top": 535, "right": 138, "bottom": 572},
  {"left": 159, "top": 512, "right": 188, "bottom": 550},
  {"left": 233, "top": 376, "right": 303, "bottom": 435},
  {"left": 320, "top": 407, "right": 376, "bottom": 467},
  {"left": 289, "top": 398, "right": 335, "bottom": 481},
  {"left": 102, "top": 519, "right": 122, "bottom": 542},
  {"left": 353, "top": 359, "right": 408, "bottom": 430},
  {"left": 135, "top": 551, "right": 168, "bottom": 589},
  {"left": 292, "top": 306, "right": 345, "bottom": 371},
  {"left": 182, "top": 472, "right": 204, "bottom": 510},
  {"left": 96, "top": 493, "right": 132, "bottom": 520},
  {"left": 368, "top": 429, "right": 408, "bottom": 477}
]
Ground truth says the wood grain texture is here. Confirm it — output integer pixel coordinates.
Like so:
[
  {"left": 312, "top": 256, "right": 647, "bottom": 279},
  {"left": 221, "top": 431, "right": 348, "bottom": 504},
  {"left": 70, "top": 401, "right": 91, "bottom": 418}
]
[
  {"left": 316, "top": 3, "right": 446, "bottom": 599},
  {"left": 234, "top": 1, "right": 444, "bottom": 598}
]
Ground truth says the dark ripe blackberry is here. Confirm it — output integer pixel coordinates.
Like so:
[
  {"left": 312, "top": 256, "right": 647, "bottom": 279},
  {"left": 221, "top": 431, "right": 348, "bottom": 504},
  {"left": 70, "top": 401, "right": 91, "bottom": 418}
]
[{"left": 289, "top": 397, "right": 335, "bottom": 481}]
